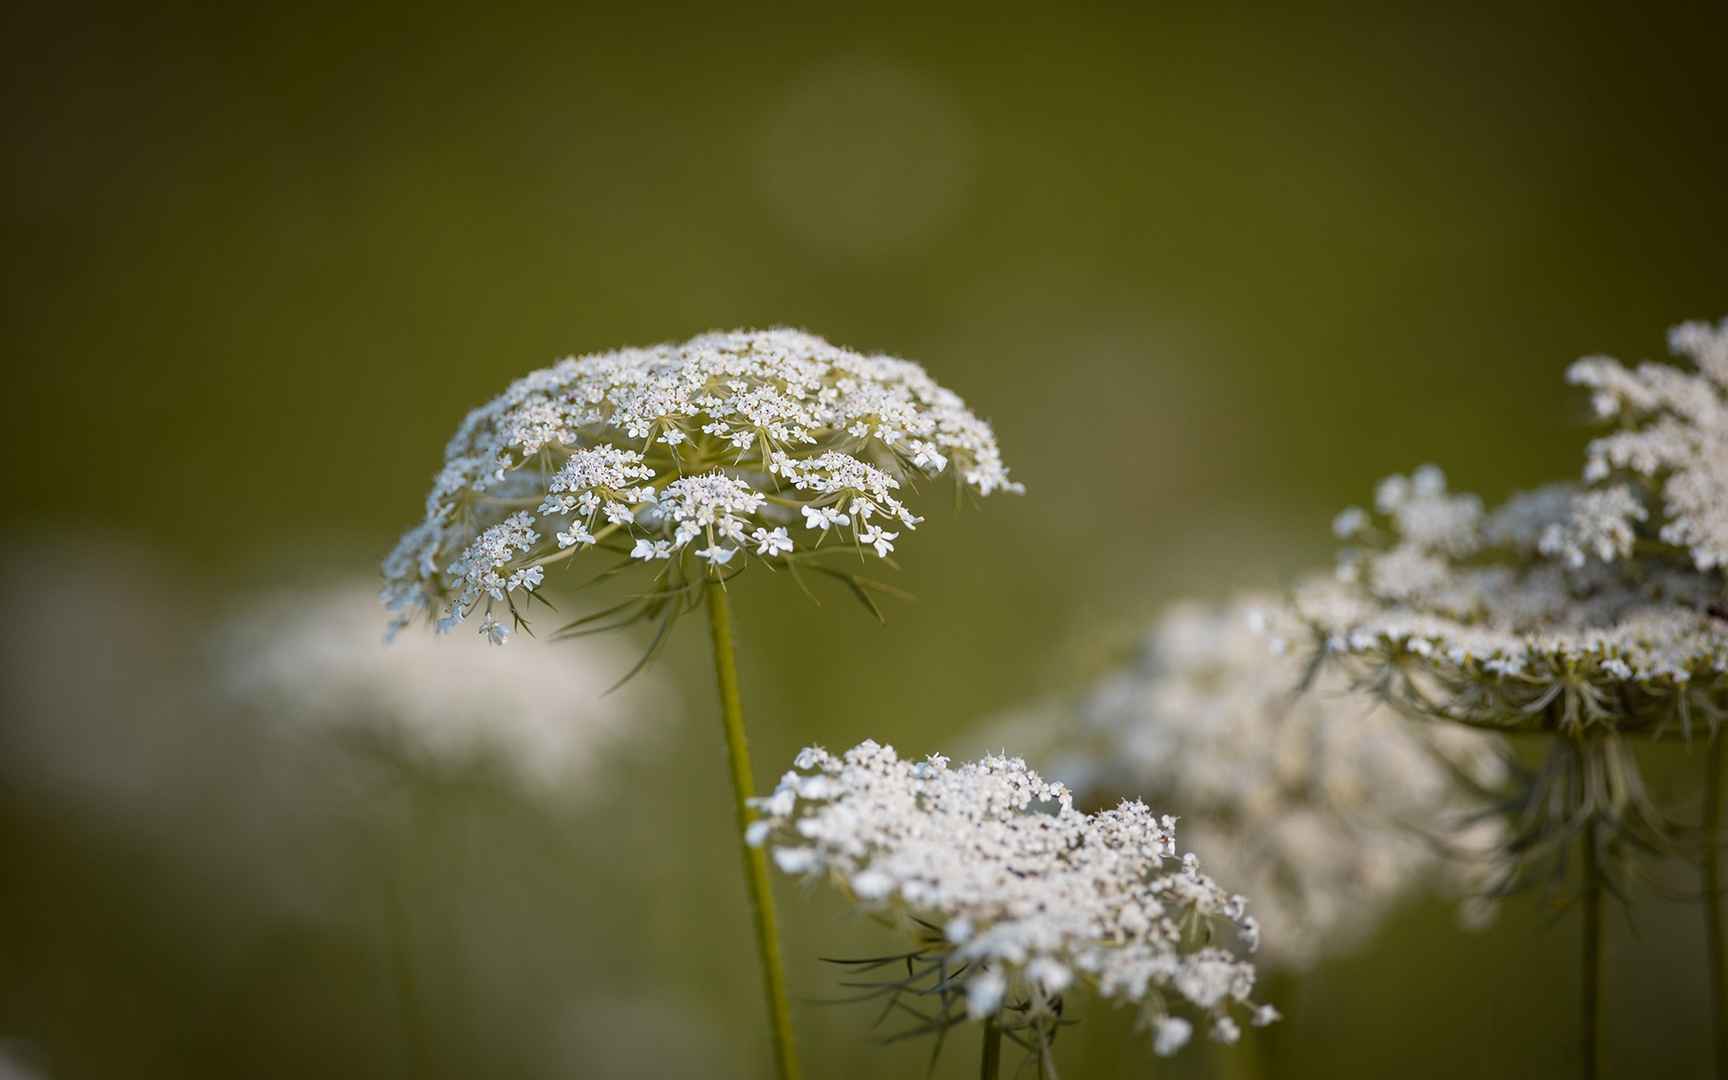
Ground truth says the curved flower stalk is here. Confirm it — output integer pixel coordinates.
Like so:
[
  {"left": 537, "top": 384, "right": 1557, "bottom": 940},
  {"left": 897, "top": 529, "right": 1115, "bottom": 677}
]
[
  {"left": 380, "top": 329, "right": 1021, "bottom": 1080},
  {"left": 987, "top": 595, "right": 1511, "bottom": 977},
  {"left": 748, "top": 741, "right": 1276, "bottom": 1077},
  {"left": 223, "top": 583, "right": 675, "bottom": 796},
  {"left": 1304, "top": 318, "right": 1728, "bottom": 1079}
]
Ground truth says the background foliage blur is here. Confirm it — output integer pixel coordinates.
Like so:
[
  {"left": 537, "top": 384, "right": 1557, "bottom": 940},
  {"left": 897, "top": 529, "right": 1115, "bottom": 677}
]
[{"left": 4, "top": 5, "right": 1726, "bottom": 1077}]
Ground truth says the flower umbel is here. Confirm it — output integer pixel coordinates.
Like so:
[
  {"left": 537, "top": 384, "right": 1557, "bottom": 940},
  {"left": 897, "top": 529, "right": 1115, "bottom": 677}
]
[
  {"left": 1301, "top": 318, "right": 1728, "bottom": 1078},
  {"left": 748, "top": 741, "right": 1271, "bottom": 1064},
  {"left": 222, "top": 583, "right": 676, "bottom": 797},
  {"left": 995, "top": 595, "right": 1511, "bottom": 971},
  {"left": 1313, "top": 465, "right": 1727, "bottom": 739},
  {"left": 380, "top": 328, "right": 1021, "bottom": 646}
]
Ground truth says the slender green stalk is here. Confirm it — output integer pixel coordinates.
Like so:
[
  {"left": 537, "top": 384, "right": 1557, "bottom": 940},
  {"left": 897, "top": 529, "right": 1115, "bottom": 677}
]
[
  {"left": 980, "top": 1016, "right": 1002, "bottom": 1080},
  {"left": 704, "top": 581, "right": 801, "bottom": 1080},
  {"left": 1705, "top": 734, "right": 1727, "bottom": 1079},
  {"left": 1580, "top": 815, "right": 1604, "bottom": 1080}
]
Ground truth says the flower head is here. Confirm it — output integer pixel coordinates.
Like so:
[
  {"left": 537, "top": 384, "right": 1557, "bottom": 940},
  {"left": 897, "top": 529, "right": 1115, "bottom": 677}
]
[
  {"left": 381, "top": 329, "right": 1020, "bottom": 642},
  {"left": 1314, "top": 465, "right": 1727, "bottom": 738},
  {"left": 223, "top": 583, "right": 677, "bottom": 795},
  {"left": 1300, "top": 320, "right": 1728, "bottom": 894},
  {"left": 747, "top": 740, "right": 1270, "bottom": 1058},
  {"left": 991, "top": 595, "right": 1511, "bottom": 971}
]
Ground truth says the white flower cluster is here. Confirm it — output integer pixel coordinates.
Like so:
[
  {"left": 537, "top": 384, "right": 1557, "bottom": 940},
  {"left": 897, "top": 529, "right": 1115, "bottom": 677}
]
[
  {"left": 1317, "top": 461, "right": 1728, "bottom": 734},
  {"left": 1004, "top": 596, "right": 1510, "bottom": 971},
  {"left": 1306, "top": 316, "right": 1728, "bottom": 736},
  {"left": 1567, "top": 317, "right": 1728, "bottom": 571},
  {"left": 1302, "top": 319, "right": 1728, "bottom": 898},
  {"left": 747, "top": 740, "right": 1274, "bottom": 1056},
  {"left": 381, "top": 329, "right": 1020, "bottom": 642},
  {"left": 223, "top": 584, "right": 676, "bottom": 794}
]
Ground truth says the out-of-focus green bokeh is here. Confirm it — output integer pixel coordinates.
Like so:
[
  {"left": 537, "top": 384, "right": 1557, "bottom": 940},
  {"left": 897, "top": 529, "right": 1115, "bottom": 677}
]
[{"left": 4, "top": 4, "right": 1726, "bottom": 1078}]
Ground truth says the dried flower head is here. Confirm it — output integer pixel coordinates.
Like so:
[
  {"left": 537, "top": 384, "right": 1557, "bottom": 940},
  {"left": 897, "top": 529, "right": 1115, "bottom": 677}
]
[
  {"left": 748, "top": 740, "right": 1273, "bottom": 1060},
  {"left": 223, "top": 583, "right": 676, "bottom": 794},
  {"left": 380, "top": 329, "right": 1020, "bottom": 644},
  {"left": 998, "top": 595, "right": 1510, "bottom": 971}
]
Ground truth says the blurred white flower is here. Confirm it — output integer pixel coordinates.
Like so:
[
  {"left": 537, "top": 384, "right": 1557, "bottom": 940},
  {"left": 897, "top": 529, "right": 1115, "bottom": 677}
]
[
  {"left": 748, "top": 740, "right": 1270, "bottom": 1057},
  {"left": 0, "top": 1042, "right": 46, "bottom": 1080},
  {"left": 223, "top": 583, "right": 677, "bottom": 796},
  {"left": 381, "top": 328, "right": 1020, "bottom": 643},
  {"left": 1567, "top": 316, "right": 1728, "bottom": 571},
  {"left": 991, "top": 595, "right": 1511, "bottom": 972}
]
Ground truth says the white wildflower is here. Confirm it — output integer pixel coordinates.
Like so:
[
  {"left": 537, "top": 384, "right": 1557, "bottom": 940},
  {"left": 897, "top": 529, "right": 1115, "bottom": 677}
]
[
  {"left": 1332, "top": 506, "right": 1368, "bottom": 539},
  {"left": 801, "top": 505, "right": 849, "bottom": 532},
  {"left": 980, "top": 593, "right": 1511, "bottom": 971},
  {"left": 1152, "top": 1015, "right": 1193, "bottom": 1057},
  {"left": 1306, "top": 341, "right": 1728, "bottom": 894},
  {"left": 752, "top": 526, "right": 794, "bottom": 557},
  {"left": 381, "top": 329, "right": 1020, "bottom": 642},
  {"left": 222, "top": 584, "right": 677, "bottom": 796},
  {"left": 966, "top": 968, "right": 1007, "bottom": 1019},
  {"left": 858, "top": 524, "right": 898, "bottom": 558},
  {"left": 751, "top": 741, "right": 1271, "bottom": 1057},
  {"left": 1313, "top": 462, "right": 1728, "bottom": 735},
  {"left": 478, "top": 612, "right": 511, "bottom": 645},
  {"left": 556, "top": 521, "right": 597, "bottom": 549},
  {"left": 1537, "top": 486, "right": 1646, "bottom": 568},
  {"left": 695, "top": 544, "right": 737, "bottom": 566}
]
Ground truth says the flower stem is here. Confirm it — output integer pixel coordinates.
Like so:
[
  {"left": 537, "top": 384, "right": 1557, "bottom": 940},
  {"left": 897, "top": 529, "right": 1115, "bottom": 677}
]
[
  {"left": 1705, "top": 733, "right": 1727, "bottom": 1079},
  {"left": 980, "top": 1016, "right": 1002, "bottom": 1080},
  {"left": 1580, "top": 814, "right": 1604, "bottom": 1080},
  {"left": 703, "top": 581, "right": 801, "bottom": 1080}
]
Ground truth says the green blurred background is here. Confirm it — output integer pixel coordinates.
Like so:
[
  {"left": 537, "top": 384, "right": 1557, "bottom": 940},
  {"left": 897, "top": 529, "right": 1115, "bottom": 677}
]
[{"left": 4, "top": 4, "right": 1726, "bottom": 1077}]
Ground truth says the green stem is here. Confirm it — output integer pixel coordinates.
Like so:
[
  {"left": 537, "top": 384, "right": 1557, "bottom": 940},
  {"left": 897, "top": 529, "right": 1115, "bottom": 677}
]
[
  {"left": 980, "top": 1016, "right": 1002, "bottom": 1080},
  {"left": 704, "top": 581, "right": 801, "bottom": 1080},
  {"left": 1705, "top": 734, "right": 1727, "bottom": 1079},
  {"left": 1581, "top": 815, "right": 1604, "bottom": 1080}
]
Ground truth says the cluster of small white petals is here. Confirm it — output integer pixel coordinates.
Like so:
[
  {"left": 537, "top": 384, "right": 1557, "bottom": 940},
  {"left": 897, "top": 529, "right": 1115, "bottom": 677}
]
[
  {"left": 747, "top": 740, "right": 1269, "bottom": 1054},
  {"left": 770, "top": 450, "right": 923, "bottom": 529},
  {"left": 984, "top": 596, "right": 1510, "bottom": 971},
  {"left": 1290, "top": 319, "right": 1727, "bottom": 897},
  {"left": 1318, "top": 461, "right": 1728, "bottom": 734},
  {"left": 1566, "top": 317, "right": 1728, "bottom": 571},
  {"left": 221, "top": 584, "right": 676, "bottom": 795},
  {"left": 438, "top": 513, "right": 542, "bottom": 633},
  {"left": 1535, "top": 487, "right": 1645, "bottom": 568},
  {"left": 382, "top": 329, "right": 1019, "bottom": 640},
  {"left": 1373, "top": 464, "right": 1485, "bottom": 554}
]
